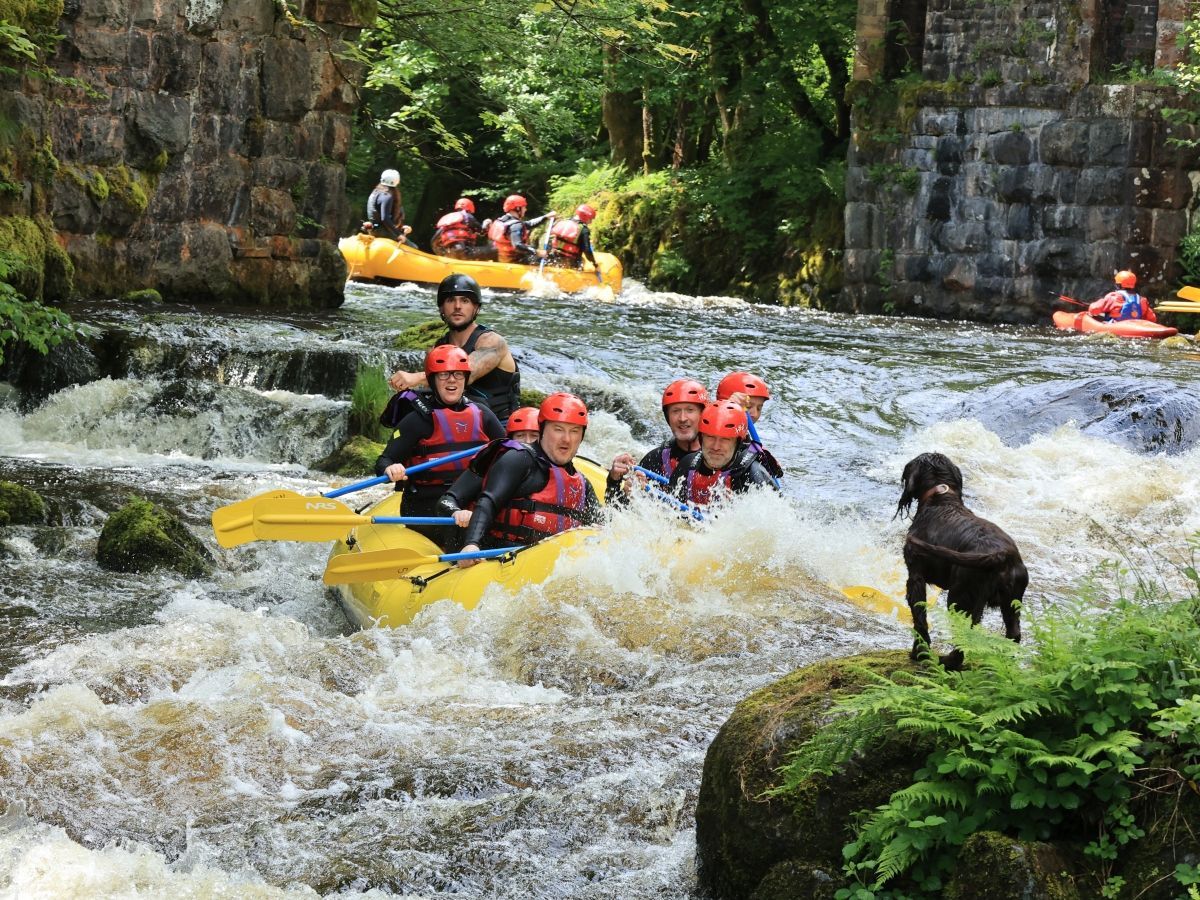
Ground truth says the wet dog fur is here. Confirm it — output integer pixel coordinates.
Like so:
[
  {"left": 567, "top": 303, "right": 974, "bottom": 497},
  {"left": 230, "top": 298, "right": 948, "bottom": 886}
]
[{"left": 897, "top": 452, "right": 1028, "bottom": 670}]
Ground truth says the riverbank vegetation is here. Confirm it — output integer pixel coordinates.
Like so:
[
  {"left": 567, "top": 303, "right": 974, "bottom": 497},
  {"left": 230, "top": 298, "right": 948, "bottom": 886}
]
[
  {"left": 770, "top": 560, "right": 1200, "bottom": 898},
  {"left": 346, "top": 0, "right": 854, "bottom": 303}
]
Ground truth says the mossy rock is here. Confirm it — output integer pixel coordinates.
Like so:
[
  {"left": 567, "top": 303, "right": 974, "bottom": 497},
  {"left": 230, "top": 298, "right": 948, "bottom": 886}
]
[
  {"left": 0, "top": 214, "right": 73, "bottom": 302},
  {"left": 1116, "top": 777, "right": 1200, "bottom": 899},
  {"left": 121, "top": 288, "right": 163, "bottom": 304},
  {"left": 392, "top": 319, "right": 444, "bottom": 350},
  {"left": 0, "top": 480, "right": 46, "bottom": 526},
  {"left": 695, "top": 650, "right": 927, "bottom": 899},
  {"left": 96, "top": 496, "right": 213, "bottom": 577},
  {"left": 518, "top": 388, "right": 548, "bottom": 409},
  {"left": 315, "top": 435, "right": 385, "bottom": 477},
  {"left": 943, "top": 832, "right": 1082, "bottom": 900}
]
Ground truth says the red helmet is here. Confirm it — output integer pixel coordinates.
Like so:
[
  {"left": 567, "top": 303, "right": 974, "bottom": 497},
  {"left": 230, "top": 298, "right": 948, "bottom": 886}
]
[
  {"left": 506, "top": 406, "right": 540, "bottom": 435},
  {"left": 454, "top": 198, "right": 475, "bottom": 214},
  {"left": 1115, "top": 270, "right": 1137, "bottom": 289},
  {"left": 716, "top": 371, "right": 770, "bottom": 401},
  {"left": 698, "top": 401, "right": 749, "bottom": 440},
  {"left": 662, "top": 379, "right": 710, "bottom": 410},
  {"left": 424, "top": 345, "right": 472, "bottom": 377},
  {"left": 503, "top": 194, "right": 527, "bottom": 214},
  {"left": 575, "top": 204, "right": 596, "bottom": 224},
  {"left": 539, "top": 392, "right": 588, "bottom": 428}
]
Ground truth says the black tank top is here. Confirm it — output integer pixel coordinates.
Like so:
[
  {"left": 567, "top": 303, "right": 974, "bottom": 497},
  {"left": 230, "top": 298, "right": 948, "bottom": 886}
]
[{"left": 437, "top": 323, "right": 520, "bottom": 421}]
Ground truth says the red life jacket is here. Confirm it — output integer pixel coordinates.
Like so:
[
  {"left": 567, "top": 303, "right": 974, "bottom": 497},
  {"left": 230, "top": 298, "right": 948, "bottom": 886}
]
[
  {"left": 488, "top": 464, "right": 587, "bottom": 544},
  {"left": 488, "top": 214, "right": 523, "bottom": 261},
  {"left": 548, "top": 219, "right": 582, "bottom": 261},
  {"left": 435, "top": 210, "right": 476, "bottom": 247},
  {"left": 407, "top": 405, "right": 488, "bottom": 487},
  {"left": 684, "top": 467, "right": 733, "bottom": 506}
]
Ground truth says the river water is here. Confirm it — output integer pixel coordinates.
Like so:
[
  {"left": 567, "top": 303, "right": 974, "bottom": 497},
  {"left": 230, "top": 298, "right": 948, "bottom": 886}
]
[{"left": 2, "top": 281, "right": 1200, "bottom": 897}]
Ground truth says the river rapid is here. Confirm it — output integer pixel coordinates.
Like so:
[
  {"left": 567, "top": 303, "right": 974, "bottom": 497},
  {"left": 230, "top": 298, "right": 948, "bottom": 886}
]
[{"left": 2, "top": 281, "right": 1200, "bottom": 897}]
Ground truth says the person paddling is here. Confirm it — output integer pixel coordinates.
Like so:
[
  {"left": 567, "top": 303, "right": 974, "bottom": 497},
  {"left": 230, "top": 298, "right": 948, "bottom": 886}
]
[
  {"left": 431, "top": 198, "right": 490, "bottom": 260},
  {"left": 716, "top": 371, "right": 784, "bottom": 481},
  {"left": 546, "top": 204, "right": 599, "bottom": 271},
  {"left": 445, "top": 393, "right": 603, "bottom": 566},
  {"left": 387, "top": 273, "right": 521, "bottom": 421},
  {"left": 668, "top": 401, "right": 780, "bottom": 507},
  {"left": 607, "top": 379, "right": 709, "bottom": 505},
  {"left": 440, "top": 406, "right": 542, "bottom": 531},
  {"left": 365, "top": 169, "right": 412, "bottom": 244},
  {"left": 376, "top": 346, "right": 504, "bottom": 551},
  {"left": 487, "top": 194, "right": 556, "bottom": 265},
  {"left": 1087, "top": 270, "right": 1157, "bottom": 323}
]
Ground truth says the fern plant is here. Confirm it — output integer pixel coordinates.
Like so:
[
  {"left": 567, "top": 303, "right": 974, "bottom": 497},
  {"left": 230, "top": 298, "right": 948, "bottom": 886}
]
[{"left": 770, "top": 560, "right": 1200, "bottom": 897}]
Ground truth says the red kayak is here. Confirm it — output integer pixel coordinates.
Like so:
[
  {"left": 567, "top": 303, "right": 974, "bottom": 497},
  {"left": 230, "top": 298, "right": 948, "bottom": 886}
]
[{"left": 1052, "top": 311, "right": 1177, "bottom": 340}]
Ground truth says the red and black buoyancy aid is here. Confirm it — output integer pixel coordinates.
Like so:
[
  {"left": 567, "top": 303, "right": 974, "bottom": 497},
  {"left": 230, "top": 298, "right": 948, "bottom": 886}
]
[
  {"left": 488, "top": 457, "right": 588, "bottom": 544},
  {"left": 487, "top": 214, "right": 523, "bottom": 260},
  {"left": 683, "top": 465, "right": 734, "bottom": 507},
  {"left": 548, "top": 218, "right": 583, "bottom": 262},
  {"left": 407, "top": 405, "right": 488, "bottom": 488},
  {"left": 435, "top": 210, "right": 477, "bottom": 247},
  {"left": 659, "top": 443, "right": 683, "bottom": 478}
]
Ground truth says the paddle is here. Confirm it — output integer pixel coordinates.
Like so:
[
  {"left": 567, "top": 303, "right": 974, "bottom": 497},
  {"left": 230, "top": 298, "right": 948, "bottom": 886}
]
[
  {"left": 323, "top": 544, "right": 523, "bottom": 585},
  {"left": 841, "top": 585, "right": 910, "bottom": 621},
  {"left": 1049, "top": 291, "right": 1088, "bottom": 308},
  {"left": 745, "top": 413, "right": 783, "bottom": 490},
  {"left": 632, "top": 465, "right": 670, "bottom": 485},
  {"left": 253, "top": 495, "right": 456, "bottom": 542},
  {"left": 643, "top": 483, "right": 705, "bottom": 521},
  {"left": 1178, "top": 286, "right": 1200, "bottom": 303},
  {"left": 211, "top": 444, "right": 484, "bottom": 548},
  {"left": 537, "top": 214, "right": 556, "bottom": 277},
  {"left": 1153, "top": 302, "right": 1200, "bottom": 314}
]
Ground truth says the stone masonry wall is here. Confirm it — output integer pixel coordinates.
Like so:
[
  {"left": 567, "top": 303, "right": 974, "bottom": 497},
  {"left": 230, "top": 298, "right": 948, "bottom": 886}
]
[
  {"left": 843, "top": 0, "right": 1200, "bottom": 323},
  {"left": 12, "top": 0, "right": 365, "bottom": 308}
]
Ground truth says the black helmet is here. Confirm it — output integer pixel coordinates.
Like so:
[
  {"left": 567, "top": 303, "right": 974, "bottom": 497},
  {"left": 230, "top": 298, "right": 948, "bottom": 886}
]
[{"left": 437, "top": 273, "right": 482, "bottom": 306}]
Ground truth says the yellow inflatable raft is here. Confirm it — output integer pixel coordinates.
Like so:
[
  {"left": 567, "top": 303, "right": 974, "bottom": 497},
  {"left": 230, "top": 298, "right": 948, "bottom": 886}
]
[
  {"left": 339, "top": 233, "right": 623, "bottom": 296},
  {"left": 325, "top": 457, "right": 611, "bottom": 629}
]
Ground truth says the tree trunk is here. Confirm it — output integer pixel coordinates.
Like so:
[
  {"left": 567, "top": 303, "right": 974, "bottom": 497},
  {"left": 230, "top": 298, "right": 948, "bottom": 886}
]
[
  {"left": 601, "top": 43, "right": 643, "bottom": 171},
  {"left": 640, "top": 81, "right": 654, "bottom": 173}
]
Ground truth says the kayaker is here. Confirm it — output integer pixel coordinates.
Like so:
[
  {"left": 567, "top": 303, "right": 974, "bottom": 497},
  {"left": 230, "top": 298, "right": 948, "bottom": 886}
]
[
  {"left": 606, "top": 378, "right": 709, "bottom": 505},
  {"left": 668, "top": 401, "right": 780, "bottom": 506},
  {"left": 439, "top": 406, "right": 542, "bottom": 530},
  {"left": 716, "top": 371, "right": 784, "bottom": 481},
  {"left": 449, "top": 393, "right": 603, "bottom": 566},
  {"left": 386, "top": 273, "right": 522, "bottom": 421},
  {"left": 366, "top": 169, "right": 408, "bottom": 241},
  {"left": 1088, "top": 270, "right": 1157, "bottom": 322},
  {"left": 376, "top": 345, "right": 505, "bottom": 551},
  {"left": 546, "top": 204, "right": 599, "bottom": 271},
  {"left": 430, "top": 198, "right": 492, "bottom": 260},
  {"left": 487, "top": 194, "right": 556, "bottom": 265}
]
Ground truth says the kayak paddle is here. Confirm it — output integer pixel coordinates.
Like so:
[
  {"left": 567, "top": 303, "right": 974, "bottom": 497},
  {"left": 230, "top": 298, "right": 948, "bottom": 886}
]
[
  {"left": 632, "top": 465, "right": 669, "bottom": 485},
  {"left": 1153, "top": 302, "right": 1200, "bottom": 314},
  {"left": 841, "top": 585, "right": 911, "bottom": 622},
  {"left": 1178, "top": 286, "right": 1200, "bottom": 303},
  {"left": 252, "top": 495, "right": 455, "bottom": 542},
  {"left": 1049, "top": 291, "right": 1088, "bottom": 308},
  {"left": 211, "top": 444, "right": 484, "bottom": 548},
  {"left": 323, "top": 544, "right": 523, "bottom": 585}
]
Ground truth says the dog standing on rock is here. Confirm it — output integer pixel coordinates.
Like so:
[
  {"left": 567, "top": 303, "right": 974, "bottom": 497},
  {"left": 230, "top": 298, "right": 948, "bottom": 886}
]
[{"left": 897, "top": 452, "right": 1028, "bottom": 670}]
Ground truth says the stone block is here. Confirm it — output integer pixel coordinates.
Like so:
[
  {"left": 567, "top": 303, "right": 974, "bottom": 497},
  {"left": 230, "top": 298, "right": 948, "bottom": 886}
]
[
  {"left": 199, "top": 41, "right": 249, "bottom": 115},
  {"left": 942, "top": 260, "right": 976, "bottom": 292},
  {"left": 921, "top": 109, "right": 965, "bottom": 137},
  {"left": 1152, "top": 209, "right": 1188, "bottom": 248},
  {"left": 252, "top": 156, "right": 306, "bottom": 190},
  {"left": 987, "top": 131, "right": 1034, "bottom": 166},
  {"left": 322, "top": 115, "right": 352, "bottom": 161},
  {"left": 249, "top": 186, "right": 296, "bottom": 237},
  {"left": 145, "top": 175, "right": 191, "bottom": 223},
  {"left": 1086, "top": 120, "right": 1131, "bottom": 166},
  {"left": 926, "top": 177, "right": 953, "bottom": 222},
  {"left": 1038, "top": 120, "right": 1088, "bottom": 166},
  {"left": 1022, "top": 238, "right": 1086, "bottom": 276},
  {"left": 130, "top": 92, "right": 193, "bottom": 160},
  {"left": 73, "top": 26, "right": 130, "bottom": 62},
  {"left": 1074, "top": 167, "right": 1127, "bottom": 206},
  {"left": 219, "top": 0, "right": 276, "bottom": 34},
  {"left": 78, "top": 0, "right": 130, "bottom": 27},
  {"left": 1041, "top": 205, "right": 1084, "bottom": 238},
  {"left": 845, "top": 202, "right": 875, "bottom": 248},
  {"left": 77, "top": 114, "right": 126, "bottom": 165},
  {"left": 262, "top": 41, "right": 313, "bottom": 122},
  {"left": 898, "top": 253, "right": 934, "bottom": 282},
  {"left": 996, "top": 166, "right": 1033, "bottom": 203},
  {"left": 310, "top": 51, "right": 360, "bottom": 113},
  {"left": 1132, "top": 168, "right": 1191, "bottom": 210},
  {"left": 976, "top": 253, "right": 1015, "bottom": 279},
  {"left": 189, "top": 161, "right": 251, "bottom": 221},
  {"left": 935, "top": 136, "right": 964, "bottom": 175},
  {"left": 129, "top": 0, "right": 162, "bottom": 27},
  {"left": 936, "top": 221, "right": 989, "bottom": 253},
  {"left": 1084, "top": 206, "right": 1125, "bottom": 243},
  {"left": 153, "top": 33, "right": 202, "bottom": 94},
  {"left": 1005, "top": 205, "right": 1035, "bottom": 241},
  {"left": 51, "top": 174, "right": 101, "bottom": 234}
]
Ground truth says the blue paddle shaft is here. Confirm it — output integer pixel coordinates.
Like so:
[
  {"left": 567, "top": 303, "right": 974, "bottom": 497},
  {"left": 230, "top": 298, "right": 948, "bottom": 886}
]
[
  {"left": 322, "top": 445, "right": 483, "bottom": 499},
  {"left": 643, "top": 483, "right": 704, "bottom": 521},
  {"left": 632, "top": 465, "right": 670, "bottom": 485},
  {"left": 439, "top": 545, "right": 522, "bottom": 562},
  {"left": 371, "top": 517, "right": 456, "bottom": 525}
]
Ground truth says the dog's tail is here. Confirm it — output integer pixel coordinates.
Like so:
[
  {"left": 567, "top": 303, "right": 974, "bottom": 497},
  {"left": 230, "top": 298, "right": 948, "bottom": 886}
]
[{"left": 905, "top": 535, "right": 1013, "bottom": 570}]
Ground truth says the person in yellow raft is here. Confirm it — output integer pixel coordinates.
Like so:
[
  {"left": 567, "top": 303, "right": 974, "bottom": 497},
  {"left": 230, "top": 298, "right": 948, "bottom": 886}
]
[
  {"left": 606, "top": 378, "right": 709, "bottom": 503},
  {"left": 442, "top": 393, "right": 603, "bottom": 566},
  {"left": 667, "top": 400, "right": 781, "bottom": 506},
  {"left": 545, "top": 204, "right": 599, "bottom": 272},
  {"left": 716, "top": 371, "right": 784, "bottom": 482},
  {"left": 1087, "top": 270, "right": 1157, "bottom": 322}
]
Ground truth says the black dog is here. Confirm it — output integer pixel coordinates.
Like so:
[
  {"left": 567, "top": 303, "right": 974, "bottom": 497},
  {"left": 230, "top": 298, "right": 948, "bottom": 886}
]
[{"left": 897, "top": 452, "right": 1028, "bottom": 670}]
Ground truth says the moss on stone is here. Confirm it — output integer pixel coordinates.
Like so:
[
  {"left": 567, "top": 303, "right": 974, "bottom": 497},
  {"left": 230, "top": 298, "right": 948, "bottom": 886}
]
[
  {"left": 0, "top": 480, "right": 46, "bottom": 525},
  {"left": 695, "top": 650, "right": 928, "bottom": 899},
  {"left": 518, "top": 387, "right": 548, "bottom": 409},
  {"left": 0, "top": 0, "right": 64, "bottom": 38},
  {"left": 87, "top": 169, "right": 111, "bottom": 203},
  {"left": 0, "top": 214, "right": 60, "bottom": 301},
  {"left": 147, "top": 149, "right": 169, "bottom": 175},
  {"left": 943, "top": 832, "right": 1082, "bottom": 900},
  {"left": 96, "top": 496, "right": 213, "bottom": 577},
  {"left": 392, "top": 319, "right": 444, "bottom": 350},
  {"left": 121, "top": 288, "right": 163, "bottom": 304},
  {"left": 315, "top": 435, "right": 385, "bottom": 477},
  {"left": 105, "top": 164, "right": 149, "bottom": 217}
]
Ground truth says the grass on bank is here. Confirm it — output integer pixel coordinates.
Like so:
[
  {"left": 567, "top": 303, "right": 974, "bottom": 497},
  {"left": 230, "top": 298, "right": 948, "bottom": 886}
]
[{"left": 770, "top": 555, "right": 1200, "bottom": 899}]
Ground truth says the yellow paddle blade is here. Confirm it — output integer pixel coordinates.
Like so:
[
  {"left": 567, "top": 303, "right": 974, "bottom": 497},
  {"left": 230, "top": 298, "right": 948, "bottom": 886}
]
[
  {"left": 323, "top": 547, "right": 443, "bottom": 585},
  {"left": 1177, "top": 286, "right": 1200, "bottom": 303},
  {"left": 251, "top": 496, "right": 362, "bottom": 542},
  {"left": 841, "top": 585, "right": 912, "bottom": 623},
  {"left": 211, "top": 490, "right": 303, "bottom": 547}
]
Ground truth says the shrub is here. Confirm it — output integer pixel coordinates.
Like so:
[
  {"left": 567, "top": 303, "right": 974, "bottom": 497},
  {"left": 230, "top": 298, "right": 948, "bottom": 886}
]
[{"left": 348, "top": 364, "right": 391, "bottom": 442}]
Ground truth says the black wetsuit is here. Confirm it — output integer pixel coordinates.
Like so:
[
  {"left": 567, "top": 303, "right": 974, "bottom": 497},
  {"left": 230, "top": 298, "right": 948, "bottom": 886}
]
[
  {"left": 375, "top": 397, "right": 504, "bottom": 549},
  {"left": 606, "top": 438, "right": 696, "bottom": 507},
  {"left": 667, "top": 448, "right": 780, "bottom": 505},
  {"left": 443, "top": 443, "right": 603, "bottom": 550},
  {"left": 435, "top": 323, "right": 521, "bottom": 422}
]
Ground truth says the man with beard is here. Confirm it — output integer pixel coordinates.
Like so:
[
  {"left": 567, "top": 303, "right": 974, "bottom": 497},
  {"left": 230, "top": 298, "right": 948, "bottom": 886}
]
[
  {"left": 606, "top": 378, "right": 709, "bottom": 505},
  {"left": 387, "top": 273, "right": 521, "bottom": 421},
  {"left": 668, "top": 401, "right": 779, "bottom": 507}
]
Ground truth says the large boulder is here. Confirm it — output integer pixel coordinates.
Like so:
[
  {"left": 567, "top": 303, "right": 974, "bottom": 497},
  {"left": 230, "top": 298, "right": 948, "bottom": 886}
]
[
  {"left": 943, "top": 832, "right": 1081, "bottom": 900},
  {"left": 695, "top": 650, "right": 927, "bottom": 899},
  {"left": 96, "top": 496, "right": 213, "bottom": 577},
  {"left": 0, "top": 481, "right": 47, "bottom": 526}
]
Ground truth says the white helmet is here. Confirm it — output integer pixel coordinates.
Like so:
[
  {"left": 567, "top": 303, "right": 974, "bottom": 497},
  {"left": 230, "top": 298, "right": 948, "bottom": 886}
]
[{"left": 380, "top": 169, "right": 400, "bottom": 187}]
